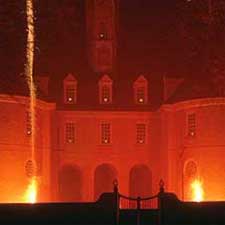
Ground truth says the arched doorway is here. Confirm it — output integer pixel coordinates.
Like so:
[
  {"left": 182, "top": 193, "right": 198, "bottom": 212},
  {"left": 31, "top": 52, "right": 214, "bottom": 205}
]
[
  {"left": 183, "top": 160, "right": 198, "bottom": 201},
  {"left": 94, "top": 164, "right": 117, "bottom": 200},
  {"left": 58, "top": 165, "right": 82, "bottom": 202},
  {"left": 129, "top": 165, "right": 152, "bottom": 198}
]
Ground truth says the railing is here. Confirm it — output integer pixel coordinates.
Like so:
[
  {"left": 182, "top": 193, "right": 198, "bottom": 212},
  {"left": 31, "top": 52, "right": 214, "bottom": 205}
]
[{"left": 119, "top": 193, "right": 159, "bottom": 209}]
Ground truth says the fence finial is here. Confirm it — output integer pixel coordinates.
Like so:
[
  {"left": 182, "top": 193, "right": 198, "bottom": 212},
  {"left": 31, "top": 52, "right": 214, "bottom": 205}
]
[
  {"left": 159, "top": 179, "right": 165, "bottom": 193},
  {"left": 113, "top": 179, "right": 118, "bottom": 193}
]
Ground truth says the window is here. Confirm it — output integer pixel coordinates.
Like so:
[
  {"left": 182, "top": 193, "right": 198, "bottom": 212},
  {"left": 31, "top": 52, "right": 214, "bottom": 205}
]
[
  {"left": 187, "top": 113, "right": 196, "bottom": 137},
  {"left": 26, "top": 111, "right": 32, "bottom": 136},
  {"left": 136, "top": 87, "right": 145, "bottom": 103},
  {"left": 63, "top": 74, "right": 77, "bottom": 104},
  {"left": 102, "top": 85, "right": 110, "bottom": 103},
  {"left": 65, "top": 85, "right": 76, "bottom": 104},
  {"left": 99, "top": 75, "right": 113, "bottom": 104},
  {"left": 133, "top": 75, "right": 148, "bottom": 104},
  {"left": 98, "top": 22, "right": 108, "bottom": 40},
  {"left": 101, "top": 123, "right": 111, "bottom": 144},
  {"left": 136, "top": 124, "right": 146, "bottom": 144},
  {"left": 65, "top": 123, "right": 75, "bottom": 144}
]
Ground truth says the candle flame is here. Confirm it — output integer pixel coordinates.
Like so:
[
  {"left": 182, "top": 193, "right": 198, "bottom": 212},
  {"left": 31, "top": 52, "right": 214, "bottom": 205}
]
[{"left": 191, "top": 179, "right": 204, "bottom": 202}]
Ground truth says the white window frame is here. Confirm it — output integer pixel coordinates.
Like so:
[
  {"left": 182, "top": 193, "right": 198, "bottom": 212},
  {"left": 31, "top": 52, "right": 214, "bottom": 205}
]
[
  {"left": 136, "top": 123, "right": 147, "bottom": 144},
  {"left": 98, "top": 75, "right": 113, "bottom": 104},
  {"left": 100, "top": 122, "right": 112, "bottom": 144},
  {"left": 63, "top": 74, "right": 77, "bottom": 104},
  {"left": 65, "top": 122, "right": 76, "bottom": 144},
  {"left": 133, "top": 75, "right": 148, "bottom": 104},
  {"left": 186, "top": 112, "right": 196, "bottom": 137}
]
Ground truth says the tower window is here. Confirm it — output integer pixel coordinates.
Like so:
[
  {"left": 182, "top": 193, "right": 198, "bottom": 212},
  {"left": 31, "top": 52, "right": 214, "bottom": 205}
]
[
  {"left": 65, "top": 123, "right": 75, "bottom": 144},
  {"left": 187, "top": 113, "right": 196, "bottom": 137},
  {"left": 99, "top": 75, "right": 113, "bottom": 104},
  {"left": 101, "top": 123, "right": 111, "bottom": 144},
  {"left": 63, "top": 74, "right": 77, "bottom": 104},
  {"left": 136, "top": 124, "right": 146, "bottom": 144},
  {"left": 133, "top": 75, "right": 148, "bottom": 104}
]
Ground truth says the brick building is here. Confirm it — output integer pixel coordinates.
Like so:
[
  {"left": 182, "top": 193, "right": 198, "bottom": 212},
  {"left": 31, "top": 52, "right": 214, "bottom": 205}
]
[{"left": 0, "top": 0, "right": 225, "bottom": 203}]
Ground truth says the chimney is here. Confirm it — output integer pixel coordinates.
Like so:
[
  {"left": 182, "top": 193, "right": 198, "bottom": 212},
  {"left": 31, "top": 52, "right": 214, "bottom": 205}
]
[
  {"left": 163, "top": 76, "right": 184, "bottom": 102},
  {"left": 36, "top": 76, "right": 49, "bottom": 96}
]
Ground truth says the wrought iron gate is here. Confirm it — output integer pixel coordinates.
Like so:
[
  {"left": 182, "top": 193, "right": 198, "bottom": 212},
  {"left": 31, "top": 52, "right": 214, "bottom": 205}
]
[{"left": 113, "top": 180, "right": 164, "bottom": 225}]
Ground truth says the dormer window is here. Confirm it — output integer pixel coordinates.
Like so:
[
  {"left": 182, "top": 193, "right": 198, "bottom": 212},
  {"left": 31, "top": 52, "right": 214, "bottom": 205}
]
[
  {"left": 133, "top": 75, "right": 148, "bottom": 104},
  {"left": 98, "top": 22, "right": 108, "bottom": 40},
  {"left": 63, "top": 74, "right": 77, "bottom": 104},
  {"left": 99, "top": 75, "right": 113, "bottom": 104}
]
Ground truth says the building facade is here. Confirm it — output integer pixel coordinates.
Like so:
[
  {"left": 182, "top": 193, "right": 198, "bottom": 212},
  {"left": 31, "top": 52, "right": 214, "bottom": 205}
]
[{"left": 0, "top": 0, "right": 225, "bottom": 203}]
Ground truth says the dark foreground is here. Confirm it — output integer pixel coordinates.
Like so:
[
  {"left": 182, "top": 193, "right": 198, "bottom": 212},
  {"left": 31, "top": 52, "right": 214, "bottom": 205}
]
[{"left": 0, "top": 190, "right": 224, "bottom": 225}]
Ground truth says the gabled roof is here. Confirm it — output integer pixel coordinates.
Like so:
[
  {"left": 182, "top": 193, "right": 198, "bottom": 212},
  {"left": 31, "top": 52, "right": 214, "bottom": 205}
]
[
  {"left": 98, "top": 74, "right": 113, "bottom": 84},
  {"left": 134, "top": 75, "right": 148, "bottom": 86},
  {"left": 64, "top": 74, "right": 77, "bottom": 83}
]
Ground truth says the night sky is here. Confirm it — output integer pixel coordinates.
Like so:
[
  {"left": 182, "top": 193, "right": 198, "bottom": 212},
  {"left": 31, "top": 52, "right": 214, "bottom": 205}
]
[{"left": 0, "top": 0, "right": 225, "bottom": 85}]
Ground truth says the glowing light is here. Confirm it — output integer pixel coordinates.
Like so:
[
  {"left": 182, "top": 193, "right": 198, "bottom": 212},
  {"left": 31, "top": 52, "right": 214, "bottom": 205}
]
[
  {"left": 25, "top": 0, "right": 39, "bottom": 203},
  {"left": 68, "top": 97, "right": 73, "bottom": 102},
  {"left": 99, "top": 33, "right": 104, "bottom": 38},
  {"left": 24, "top": 177, "right": 38, "bottom": 204},
  {"left": 191, "top": 179, "right": 204, "bottom": 202},
  {"left": 104, "top": 97, "right": 108, "bottom": 102},
  {"left": 139, "top": 98, "right": 144, "bottom": 103}
]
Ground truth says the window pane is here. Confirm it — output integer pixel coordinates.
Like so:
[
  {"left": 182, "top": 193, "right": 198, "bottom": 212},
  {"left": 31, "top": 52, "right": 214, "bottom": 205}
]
[
  {"left": 101, "top": 123, "right": 111, "bottom": 144},
  {"left": 65, "top": 85, "right": 76, "bottom": 103},
  {"left": 187, "top": 113, "right": 196, "bottom": 137},
  {"left": 136, "top": 124, "right": 146, "bottom": 144},
  {"left": 101, "top": 85, "right": 111, "bottom": 103},
  {"left": 65, "top": 123, "right": 75, "bottom": 143},
  {"left": 136, "top": 87, "right": 145, "bottom": 104}
]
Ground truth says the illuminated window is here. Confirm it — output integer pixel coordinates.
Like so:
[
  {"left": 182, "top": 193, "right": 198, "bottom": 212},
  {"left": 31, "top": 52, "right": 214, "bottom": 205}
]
[
  {"left": 26, "top": 111, "right": 32, "bottom": 136},
  {"left": 133, "top": 75, "right": 148, "bottom": 104},
  {"left": 65, "top": 85, "right": 76, "bottom": 103},
  {"left": 102, "top": 85, "right": 110, "bottom": 103},
  {"left": 101, "top": 123, "right": 111, "bottom": 144},
  {"left": 65, "top": 123, "right": 75, "bottom": 144},
  {"left": 98, "top": 22, "right": 108, "bottom": 40},
  {"left": 136, "top": 124, "right": 146, "bottom": 144},
  {"left": 136, "top": 87, "right": 145, "bottom": 103},
  {"left": 187, "top": 113, "right": 196, "bottom": 137},
  {"left": 63, "top": 74, "right": 77, "bottom": 104},
  {"left": 99, "top": 75, "right": 113, "bottom": 104}
]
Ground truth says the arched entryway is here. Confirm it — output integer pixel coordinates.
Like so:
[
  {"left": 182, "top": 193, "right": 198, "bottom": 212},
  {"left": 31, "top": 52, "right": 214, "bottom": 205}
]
[
  {"left": 94, "top": 164, "right": 117, "bottom": 200},
  {"left": 58, "top": 164, "right": 82, "bottom": 202},
  {"left": 129, "top": 164, "right": 152, "bottom": 198}
]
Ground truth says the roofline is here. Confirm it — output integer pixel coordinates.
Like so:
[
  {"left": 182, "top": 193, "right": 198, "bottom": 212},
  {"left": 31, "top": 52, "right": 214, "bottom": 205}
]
[
  {"left": 161, "top": 97, "right": 225, "bottom": 111},
  {"left": 0, "top": 94, "right": 56, "bottom": 110}
]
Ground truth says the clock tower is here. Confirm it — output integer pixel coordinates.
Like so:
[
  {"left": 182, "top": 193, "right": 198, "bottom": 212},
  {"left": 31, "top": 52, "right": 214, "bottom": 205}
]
[{"left": 86, "top": 0, "right": 118, "bottom": 73}]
